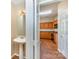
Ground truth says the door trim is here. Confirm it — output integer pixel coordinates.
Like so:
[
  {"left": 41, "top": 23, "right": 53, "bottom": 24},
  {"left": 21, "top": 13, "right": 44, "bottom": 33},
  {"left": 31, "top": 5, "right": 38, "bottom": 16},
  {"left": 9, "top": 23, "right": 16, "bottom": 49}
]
[
  {"left": 25, "top": 0, "right": 34, "bottom": 59},
  {"left": 34, "top": 0, "right": 40, "bottom": 59}
]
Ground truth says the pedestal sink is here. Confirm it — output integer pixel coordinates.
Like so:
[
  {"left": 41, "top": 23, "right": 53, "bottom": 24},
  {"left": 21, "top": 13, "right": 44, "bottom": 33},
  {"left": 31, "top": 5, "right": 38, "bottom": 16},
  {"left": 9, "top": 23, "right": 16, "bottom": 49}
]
[
  {"left": 13, "top": 36, "right": 25, "bottom": 59},
  {"left": 13, "top": 36, "right": 25, "bottom": 44}
]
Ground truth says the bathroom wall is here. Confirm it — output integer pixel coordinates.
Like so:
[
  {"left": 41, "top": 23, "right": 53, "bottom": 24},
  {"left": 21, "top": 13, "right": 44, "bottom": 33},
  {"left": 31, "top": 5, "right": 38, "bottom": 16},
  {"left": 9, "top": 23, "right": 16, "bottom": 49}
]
[
  {"left": 11, "top": 3, "right": 17, "bottom": 41},
  {"left": 15, "top": 3, "right": 25, "bottom": 36},
  {"left": 11, "top": 3, "right": 19, "bottom": 55},
  {"left": 11, "top": 1, "right": 25, "bottom": 55},
  {"left": 58, "top": 0, "right": 68, "bottom": 58}
]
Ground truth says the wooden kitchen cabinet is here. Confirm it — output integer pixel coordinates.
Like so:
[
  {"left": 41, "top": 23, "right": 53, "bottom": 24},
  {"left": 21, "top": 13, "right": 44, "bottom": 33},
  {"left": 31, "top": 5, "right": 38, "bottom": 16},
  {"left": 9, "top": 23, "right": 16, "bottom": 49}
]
[
  {"left": 40, "top": 31, "right": 58, "bottom": 50},
  {"left": 40, "top": 23, "right": 44, "bottom": 29},
  {"left": 53, "top": 31, "right": 58, "bottom": 49},
  {"left": 40, "top": 19, "right": 58, "bottom": 29},
  {"left": 40, "top": 32, "right": 51, "bottom": 39},
  {"left": 40, "top": 22, "right": 53, "bottom": 29},
  {"left": 48, "top": 22, "right": 53, "bottom": 29},
  {"left": 44, "top": 23, "right": 48, "bottom": 29}
]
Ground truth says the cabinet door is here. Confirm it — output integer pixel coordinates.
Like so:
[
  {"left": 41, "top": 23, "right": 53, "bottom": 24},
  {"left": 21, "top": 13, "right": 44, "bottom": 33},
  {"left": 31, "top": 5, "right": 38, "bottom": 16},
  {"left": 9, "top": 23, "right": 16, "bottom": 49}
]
[
  {"left": 44, "top": 23, "right": 48, "bottom": 29},
  {"left": 40, "top": 32, "right": 51, "bottom": 39},
  {"left": 40, "top": 23, "right": 43, "bottom": 29},
  {"left": 48, "top": 22, "right": 53, "bottom": 29},
  {"left": 40, "top": 22, "right": 54, "bottom": 29},
  {"left": 53, "top": 32, "right": 58, "bottom": 49}
]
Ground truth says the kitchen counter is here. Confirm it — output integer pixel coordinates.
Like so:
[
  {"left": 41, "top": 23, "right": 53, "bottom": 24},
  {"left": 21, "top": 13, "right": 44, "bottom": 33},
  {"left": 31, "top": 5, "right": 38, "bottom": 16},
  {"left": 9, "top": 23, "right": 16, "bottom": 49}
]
[{"left": 40, "top": 29, "right": 58, "bottom": 32}]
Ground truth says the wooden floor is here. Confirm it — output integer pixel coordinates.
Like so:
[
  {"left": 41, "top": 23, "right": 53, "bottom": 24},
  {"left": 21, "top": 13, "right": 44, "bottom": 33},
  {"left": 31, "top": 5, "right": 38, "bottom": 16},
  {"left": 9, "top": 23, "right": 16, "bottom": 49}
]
[
  {"left": 12, "top": 39, "right": 66, "bottom": 59},
  {"left": 12, "top": 56, "right": 19, "bottom": 59},
  {"left": 40, "top": 39, "right": 66, "bottom": 59}
]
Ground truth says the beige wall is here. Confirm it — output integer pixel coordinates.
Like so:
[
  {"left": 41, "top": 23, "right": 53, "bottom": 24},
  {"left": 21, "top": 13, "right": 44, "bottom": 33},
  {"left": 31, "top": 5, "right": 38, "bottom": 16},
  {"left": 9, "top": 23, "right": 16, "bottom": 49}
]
[
  {"left": 11, "top": 3, "right": 19, "bottom": 55},
  {"left": 11, "top": 0, "right": 26, "bottom": 56},
  {"left": 11, "top": 4, "right": 17, "bottom": 39},
  {"left": 11, "top": 1, "right": 25, "bottom": 55}
]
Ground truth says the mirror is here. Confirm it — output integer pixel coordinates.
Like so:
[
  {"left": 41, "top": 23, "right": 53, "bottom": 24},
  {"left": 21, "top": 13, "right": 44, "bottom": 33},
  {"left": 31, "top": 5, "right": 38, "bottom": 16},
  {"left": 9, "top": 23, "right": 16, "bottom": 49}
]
[{"left": 16, "top": 10, "right": 26, "bottom": 36}]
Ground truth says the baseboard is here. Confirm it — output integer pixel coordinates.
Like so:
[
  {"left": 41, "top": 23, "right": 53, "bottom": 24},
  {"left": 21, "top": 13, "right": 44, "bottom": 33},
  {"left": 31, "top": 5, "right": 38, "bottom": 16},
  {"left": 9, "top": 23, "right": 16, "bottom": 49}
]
[
  {"left": 11, "top": 53, "right": 19, "bottom": 58},
  {"left": 11, "top": 53, "right": 28, "bottom": 59},
  {"left": 58, "top": 49, "right": 67, "bottom": 59}
]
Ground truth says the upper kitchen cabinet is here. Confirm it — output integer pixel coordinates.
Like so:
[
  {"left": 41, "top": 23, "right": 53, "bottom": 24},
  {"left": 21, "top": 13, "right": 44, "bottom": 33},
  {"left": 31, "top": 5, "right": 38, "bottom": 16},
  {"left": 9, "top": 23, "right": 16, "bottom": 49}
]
[
  {"left": 40, "top": 22, "right": 53, "bottom": 29},
  {"left": 40, "top": 19, "right": 58, "bottom": 29}
]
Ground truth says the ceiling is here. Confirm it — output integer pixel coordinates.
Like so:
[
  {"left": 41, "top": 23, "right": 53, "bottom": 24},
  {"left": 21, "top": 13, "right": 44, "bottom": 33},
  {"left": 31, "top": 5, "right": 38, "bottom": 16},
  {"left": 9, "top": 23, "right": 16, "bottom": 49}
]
[
  {"left": 11, "top": 0, "right": 24, "bottom": 6},
  {"left": 11, "top": 0, "right": 59, "bottom": 19},
  {"left": 40, "top": 3, "right": 58, "bottom": 19}
]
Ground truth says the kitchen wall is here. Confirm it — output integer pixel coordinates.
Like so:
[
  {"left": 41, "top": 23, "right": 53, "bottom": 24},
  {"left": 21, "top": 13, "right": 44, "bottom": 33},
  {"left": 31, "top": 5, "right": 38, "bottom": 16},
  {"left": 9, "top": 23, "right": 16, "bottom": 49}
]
[
  {"left": 40, "top": 18, "right": 53, "bottom": 23},
  {"left": 40, "top": 16, "right": 57, "bottom": 23},
  {"left": 58, "top": 0, "right": 68, "bottom": 58}
]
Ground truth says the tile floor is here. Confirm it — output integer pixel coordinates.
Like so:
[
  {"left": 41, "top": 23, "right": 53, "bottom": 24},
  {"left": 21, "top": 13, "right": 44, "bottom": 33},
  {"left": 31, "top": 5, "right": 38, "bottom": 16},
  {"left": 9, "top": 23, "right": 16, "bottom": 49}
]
[{"left": 40, "top": 39, "right": 66, "bottom": 59}]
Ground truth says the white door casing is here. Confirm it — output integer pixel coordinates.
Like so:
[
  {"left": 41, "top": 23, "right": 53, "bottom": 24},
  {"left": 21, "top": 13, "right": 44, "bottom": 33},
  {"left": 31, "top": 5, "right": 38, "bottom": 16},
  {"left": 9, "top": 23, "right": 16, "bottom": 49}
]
[
  {"left": 25, "top": 0, "right": 40, "bottom": 59},
  {"left": 34, "top": 0, "right": 40, "bottom": 59},
  {"left": 25, "top": 0, "right": 34, "bottom": 59}
]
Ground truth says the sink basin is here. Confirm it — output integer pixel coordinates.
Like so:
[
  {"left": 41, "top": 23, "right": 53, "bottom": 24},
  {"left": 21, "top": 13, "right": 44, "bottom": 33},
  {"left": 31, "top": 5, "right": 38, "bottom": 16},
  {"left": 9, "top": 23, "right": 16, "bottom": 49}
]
[{"left": 13, "top": 36, "right": 25, "bottom": 44}]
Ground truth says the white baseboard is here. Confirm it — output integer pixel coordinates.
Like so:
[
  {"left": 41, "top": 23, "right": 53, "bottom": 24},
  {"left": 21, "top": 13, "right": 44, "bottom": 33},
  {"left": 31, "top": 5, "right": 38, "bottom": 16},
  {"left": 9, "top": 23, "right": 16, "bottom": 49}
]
[
  {"left": 58, "top": 49, "right": 67, "bottom": 59},
  {"left": 11, "top": 53, "right": 19, "bottom": 58},
  {"left": 11, "top": 53, "right": 28, "bottom": 59}
]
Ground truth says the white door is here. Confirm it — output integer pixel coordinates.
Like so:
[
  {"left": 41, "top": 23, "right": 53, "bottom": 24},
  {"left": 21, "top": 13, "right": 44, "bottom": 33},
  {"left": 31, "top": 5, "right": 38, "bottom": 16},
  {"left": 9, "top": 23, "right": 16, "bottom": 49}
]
[
  {"left": 34, "top": 0, "right": 40, "bottom": 59},
  {"left": 25, "top": 0, "right": 40, "bottom": 59},
  {"left": 58, "top": 8, "right": 68, "bottom": 58}
]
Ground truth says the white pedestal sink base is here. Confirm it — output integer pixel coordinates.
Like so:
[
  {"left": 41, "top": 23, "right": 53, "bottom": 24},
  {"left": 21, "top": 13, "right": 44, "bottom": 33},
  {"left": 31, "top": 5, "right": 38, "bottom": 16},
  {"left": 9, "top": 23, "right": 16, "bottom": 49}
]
[
  {"left": 19, "top": 44, "right": 24, "bottom": 59},
  {"left": 13, "top": 36, "right": 25, "bottom": 59}
]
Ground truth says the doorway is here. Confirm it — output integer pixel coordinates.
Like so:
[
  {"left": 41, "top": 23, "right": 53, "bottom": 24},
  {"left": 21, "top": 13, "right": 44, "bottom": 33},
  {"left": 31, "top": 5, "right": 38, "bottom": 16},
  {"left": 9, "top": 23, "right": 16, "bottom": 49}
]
[
  {"left": 25, "top": 0, "right": 68, "bottom": 59},
  {"left": 39, "top": 0, "right": 66, "bottom": 59},
  {"left": 39, "top": 1, "right": 58, "bottom": 59},
  {"left": 11, "top": 0, "right": 67, "bottom": 59}
]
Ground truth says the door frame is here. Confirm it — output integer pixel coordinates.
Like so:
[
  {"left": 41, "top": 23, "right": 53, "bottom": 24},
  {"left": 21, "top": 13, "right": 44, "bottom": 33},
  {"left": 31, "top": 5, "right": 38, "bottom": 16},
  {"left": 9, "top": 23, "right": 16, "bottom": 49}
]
[
  {"left": 25, "top": 0, "right": 40, "bottom": 59},
  {"left": 34, "top": 0, "right": 40, "bottom": 59},
  {"left": 25, "top": 0, "right": 34, "bottom": 59}
]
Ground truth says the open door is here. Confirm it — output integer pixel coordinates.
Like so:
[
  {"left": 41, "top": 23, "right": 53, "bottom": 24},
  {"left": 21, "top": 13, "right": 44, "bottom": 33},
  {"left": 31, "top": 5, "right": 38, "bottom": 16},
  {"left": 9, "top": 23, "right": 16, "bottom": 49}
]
[
  {"left": 25, "top": 0, "right": 40, "bottom": 59},
  {"left": 34, "top": 0, "right": 40, "bottom": 59},
  {"left": 26, "top": 0, "right": 68, "bottom": 59},
  {"left": 25, "top": 0, "right": 34, "bottom": 59}
]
